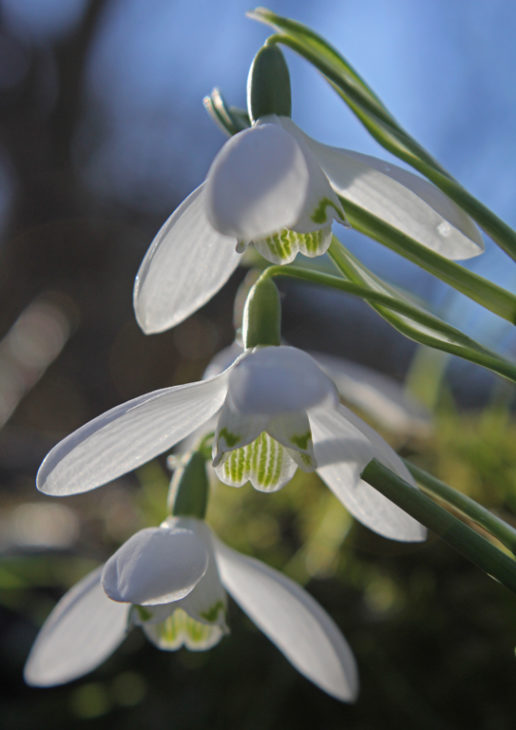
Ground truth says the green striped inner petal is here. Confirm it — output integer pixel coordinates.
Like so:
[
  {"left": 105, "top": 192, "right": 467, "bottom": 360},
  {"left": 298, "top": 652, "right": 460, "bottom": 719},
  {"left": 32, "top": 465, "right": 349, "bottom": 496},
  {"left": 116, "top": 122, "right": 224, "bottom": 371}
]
[
  {"left": 144, "top": 608, "right": 225, "bottom": 652},
  {"left": 253, "top": 226, "right": 332, "bottom": 264},
  {"left": 214, "top": 431, "right": 298, "bottom": 492}
]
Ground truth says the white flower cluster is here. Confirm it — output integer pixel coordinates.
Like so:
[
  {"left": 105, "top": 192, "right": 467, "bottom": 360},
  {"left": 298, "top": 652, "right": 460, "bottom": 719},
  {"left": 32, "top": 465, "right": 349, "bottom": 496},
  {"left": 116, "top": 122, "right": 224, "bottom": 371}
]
[{"left": 24, "top": 65, "right": 483, "bottom": 701}]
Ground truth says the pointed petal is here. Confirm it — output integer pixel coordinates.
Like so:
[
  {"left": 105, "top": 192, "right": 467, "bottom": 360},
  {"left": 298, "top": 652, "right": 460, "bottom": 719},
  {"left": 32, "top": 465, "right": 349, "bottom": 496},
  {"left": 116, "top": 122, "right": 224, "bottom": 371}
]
[
  {"left": 275, "top": 117, "right": 483, "bottom": 260},
  {"left": 214, "top": 432, "right": 298, "bottom": 491},
  {"left": 214, "top": 538, "right": 358, "bottom": 702},
  {"left": 227, "top": 346, "right": 337, "bottom": 416},
  {"left": 134, "top": 184, "right": 241, "bottom": 334},
  {"left": 267, "top": 411, "right": 315, "bottom": 471},
  {"left": 310, "top": 404, "right": 426, "bottom": 541},
  {"left": 102, "top": 526, "right": 209, "bottom": 605},
  {"left": 37, "top": 372, "right": 229, "bottom": 496},
  {"left": 24, "top": 567, "right": 128, "bottom": 687},
  {"left": 143, "top": 608, "right": 225, "bottom": 652}
]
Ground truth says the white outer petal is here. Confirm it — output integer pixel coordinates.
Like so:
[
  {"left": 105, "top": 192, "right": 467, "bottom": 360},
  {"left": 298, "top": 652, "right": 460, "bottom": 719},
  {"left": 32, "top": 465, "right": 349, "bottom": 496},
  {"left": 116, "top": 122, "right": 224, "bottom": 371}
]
[
  {"left": 213, "top": 538, "right": 358, "bottom": 702},
  {"left": 205, "top": 124, "right": 313, "bottom": 240},
  {"left": 134, "top": 184, "right": 241, "bottom": 334},
  {"left": 275, "top": 117, "right": 484, "bottom": 260},
  {"left": 227, "top": 346, "right": 338, "bottom": 416},
  {"left": 37, "top": 372, "right": 229, "bottom": 496},
  {"left": 24, "top": 567, "right": 128, "bottom": 687},
  {"left": 102, "top": 526, "right": 209, "bottom": 605},
  {"left": 310, "top": 404, "right": 426, "bottom": 542}
]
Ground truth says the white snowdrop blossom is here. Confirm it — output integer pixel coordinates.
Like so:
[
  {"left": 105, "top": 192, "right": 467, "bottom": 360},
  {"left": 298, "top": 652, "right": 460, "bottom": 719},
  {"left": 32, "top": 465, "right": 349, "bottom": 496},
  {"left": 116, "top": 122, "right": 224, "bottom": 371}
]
[
  {"left": 134, "top": 116, "right": 484, "bottom": 334},
  {"left": 37, "top": 345, "right": 425, "bottom": 542},
  {"left": 24, "top": 516, "right": 359, "bottom": 702}
]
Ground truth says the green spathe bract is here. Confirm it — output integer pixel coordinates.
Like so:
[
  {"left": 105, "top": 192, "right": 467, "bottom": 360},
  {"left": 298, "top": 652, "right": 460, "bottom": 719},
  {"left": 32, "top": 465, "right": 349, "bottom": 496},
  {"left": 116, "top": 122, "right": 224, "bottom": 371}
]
[{"left": 247, "top": 43, "right": 291, "bottom": 122}]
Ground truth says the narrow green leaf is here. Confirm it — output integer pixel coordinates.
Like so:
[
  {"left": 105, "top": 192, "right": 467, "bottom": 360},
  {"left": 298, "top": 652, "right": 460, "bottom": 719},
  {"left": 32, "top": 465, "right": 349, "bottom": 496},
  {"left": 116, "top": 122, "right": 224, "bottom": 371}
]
[
  {"left": 362, "top": 459, "right": 516, "bottom": 595},
  {"left": 406, "top": 461, "right": 516, "bottom": 555},
  {"left": 327, "top": 240, "right": 515, "bottom": 378},
  {"left": 264, "top": 258, "right": 516, "bottom": 383}
]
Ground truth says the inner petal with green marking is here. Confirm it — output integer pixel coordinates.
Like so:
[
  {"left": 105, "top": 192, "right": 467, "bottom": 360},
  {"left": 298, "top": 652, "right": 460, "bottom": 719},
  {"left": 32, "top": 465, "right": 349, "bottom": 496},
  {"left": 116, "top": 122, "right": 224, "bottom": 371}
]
[
  {"left": 213, "top": 405, "right": 268, "bottom": 466},
  {"left": 267, "top": 411, "right": 316, "bottom": 472},
  {"left": 214, "top": 431, "right": 299, "bottom": 492},
  {"left": 143, "top": 607, "right": 225, "bottom": 652},
  {"left": 252, "top": 225, "right": 332, "bottom": 264}
]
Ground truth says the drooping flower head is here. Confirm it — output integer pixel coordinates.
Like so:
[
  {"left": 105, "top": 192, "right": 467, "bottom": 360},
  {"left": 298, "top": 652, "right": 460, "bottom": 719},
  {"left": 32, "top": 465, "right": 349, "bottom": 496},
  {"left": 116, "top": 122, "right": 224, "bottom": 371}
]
[
  {"left": 204, "top": 121, "right": 345, "bottom": 262},
  {"left": 24, "top": 515, "right": 359, "bottom": 702},
  {"left": 37, "top": 345, "right": 426, "bottom": 542},
  {"left": 134, "top": 114, "right": 483, "bottom": 334}
]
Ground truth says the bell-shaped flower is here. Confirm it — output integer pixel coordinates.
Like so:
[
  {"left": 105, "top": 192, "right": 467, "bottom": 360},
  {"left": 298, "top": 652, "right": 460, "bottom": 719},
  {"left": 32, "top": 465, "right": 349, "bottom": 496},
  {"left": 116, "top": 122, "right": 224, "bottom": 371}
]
[
  {"left": 37, "top": 345, "right": 425, "bottom": 542},
  {"left": 24, "top": 516, "right": 359, "bottom": 702},
  {"left": 134, "top": 116, "right": 483, "bottom": 334}
]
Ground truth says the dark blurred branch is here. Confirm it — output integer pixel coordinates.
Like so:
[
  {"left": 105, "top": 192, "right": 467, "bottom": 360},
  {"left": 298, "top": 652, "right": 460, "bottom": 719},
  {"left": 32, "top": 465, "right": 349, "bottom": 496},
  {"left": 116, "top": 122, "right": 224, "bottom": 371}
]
[{"left": 51, "top": 0, "right": 110, "bottom": 165}]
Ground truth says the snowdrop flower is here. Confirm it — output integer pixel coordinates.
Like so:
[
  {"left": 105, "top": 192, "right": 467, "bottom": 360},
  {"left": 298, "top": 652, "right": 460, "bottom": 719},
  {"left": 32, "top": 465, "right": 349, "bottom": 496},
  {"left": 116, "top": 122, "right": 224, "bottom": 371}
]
[
  {"left": 24, "top": 516, "right": 358, "bottom": 701},
  {"left": 134, "top": 116, "right": 483, "bottom": 334},
  {"left": 37, "top": 345, "right": 425, "bottom": 542}
]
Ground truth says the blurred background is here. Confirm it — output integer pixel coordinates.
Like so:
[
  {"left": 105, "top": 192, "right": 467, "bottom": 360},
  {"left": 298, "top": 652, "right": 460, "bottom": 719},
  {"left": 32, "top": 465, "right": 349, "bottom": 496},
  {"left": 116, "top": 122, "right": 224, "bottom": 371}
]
[{"left": 0, "top": 0, "right": 515, "bottom": 727}]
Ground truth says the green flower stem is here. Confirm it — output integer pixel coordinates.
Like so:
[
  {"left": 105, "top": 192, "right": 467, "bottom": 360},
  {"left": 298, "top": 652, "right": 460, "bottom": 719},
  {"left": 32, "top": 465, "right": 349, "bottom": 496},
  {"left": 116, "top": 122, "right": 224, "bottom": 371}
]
[
  {"left": 243, "top": 275, "right": 282, "bottom": 348},
  {"left": 339, "top": 200, "right": 516, "bottom": 324},
  {"left": 361, "top": 459, "right": 516, "bottom": 594},
  {"left": 261, "top": 265, "right": 516, "bottom": 383},
  {"left": 169, "top": 451, "right": 209, "bottom": 519},
  {"left": 249, "top": 9, "right": 516, "bottom": 261},
  {"left": 406, "top": 461, "right": 516, "bottom": 555}
]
